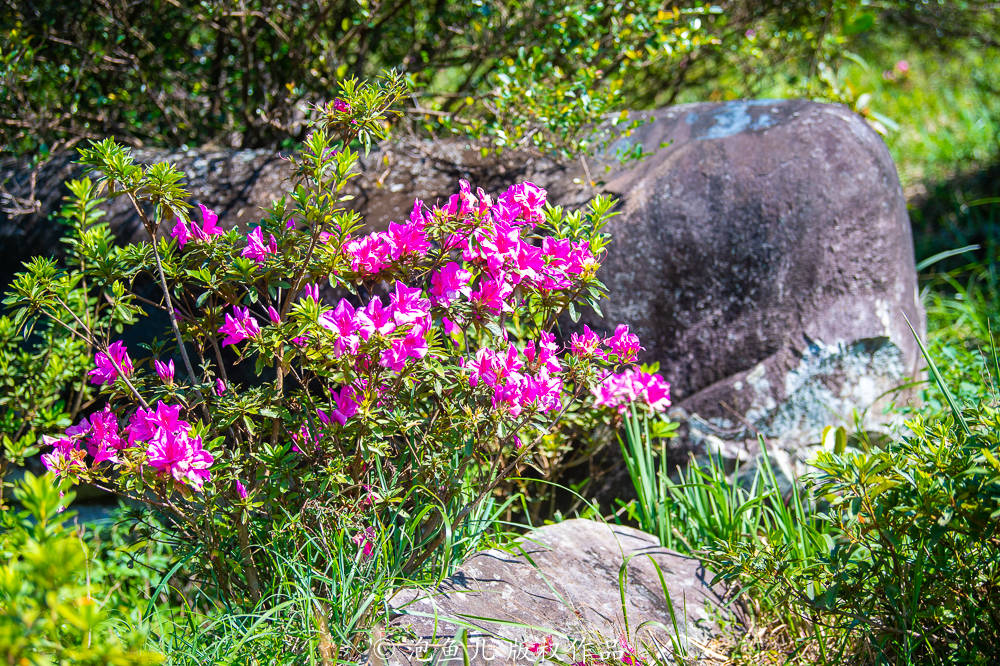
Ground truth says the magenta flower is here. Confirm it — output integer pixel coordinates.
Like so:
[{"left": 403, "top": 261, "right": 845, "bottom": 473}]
[
  {"left": 267, "top": 305, "right": 281, "bottom": 324},
  {"left": 171, "top": 204, "right": 223, "bottom": 248},
  {"left": 127, "top": 402, "right": 186, "bottom": 446},
  {"left": 242, "top": 226, "right": 278, "bottom": 266},
  {"left": 89, "top": 340, "right": 133, "bottom": 386},
  {"left": 356, "top": 297, "right": 395, "bottom": 340},
  {"left": 593, "top": 367, "right": 671, "bottom": 414},
  {"left": 42, "top": 404, "right": 125, "bottom": 471},
  {"left": 470, "top": 275, "right": 515, "bottom": 314},
  {"left": 85, "top": 406, "right": 124, "bottom": 464},
  {"left": 570, "top": 325, "right": 606, "bottom": 359},
  {"left": 155, "top": 358, "right": 175, "bottom": 385},
  {"left": 332, "top": 98, "right": 351, "bottom": 113},
  {"left": 606, "top": 324, "right": 642, "bottom": 363},
  {"left": 218, "top": 306, "right": 261, "bottom": 346},
  {"left": 235, "top": 480, "right": 248, "bottom": 499},
  {"left": 171, "top": 219, "right": 193, "bottom": 248},
  {"left": 380, "top": 330, "right": 428, "bottom": 371},
  {"left": 318, "top": 298, "right": 361, "bottom": 357},
  {"left": 498, "top": 181, "right": 547, "bottom": 225},
  {"left": 442, "top": 316, "right": 462, "bottom": 346},
  {"left": 351, "top": 526, "right": 376, "bottom": 559},
  {"left": 344, "top": 234, "right": 390, "bottom": 275},
  {"left": 444, "top": 179, "right": 480, "bottom": 219},
  {"left": 430, "top": 262, "right": 472, "bottom": 306},
  {"left": 465, "top": 347, "right": 499, "bottom": 388},
  {"left": 389, "top": 281, "right": 431, "bottom": 328},
  {"left": 215, "top": 378, "right": 227, "bottom": 396},
  {"left": 145, "top": 430, "right": 214, "bottom": 491},
  {"left": 384, "top": 220, "right": 430, "bottom": 260},
  {"left": 41, "top": 448, "right": 85, "bottom": 477},
  {"left": 409, "top": 198, "right": 427, "bottom": 227},
  {"left": 131, "top": 402, "right": 214, "bottom": 491},
  {"left": 524, "top": 331, "right": 561, "bottom": 373},
  {"left": 329, "top": 385, "right": 360, "bottom": 425}
]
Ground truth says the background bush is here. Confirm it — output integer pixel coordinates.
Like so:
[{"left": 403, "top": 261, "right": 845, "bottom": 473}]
[{"left": 3, "top": 1, "right": 995, "bottom": 163}]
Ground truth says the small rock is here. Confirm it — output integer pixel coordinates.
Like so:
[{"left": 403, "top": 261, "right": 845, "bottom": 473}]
[{"left": 376, "top": 519, "right": 730, "bottom": 665}]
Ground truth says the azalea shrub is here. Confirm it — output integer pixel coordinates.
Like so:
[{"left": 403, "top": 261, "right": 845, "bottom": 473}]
[{"left": 4, "top": 74, "right": 671, "bottom": 601}]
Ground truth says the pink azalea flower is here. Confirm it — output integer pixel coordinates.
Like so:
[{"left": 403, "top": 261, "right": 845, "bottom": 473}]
[
  {"left": 570, "top": 325, "right": 606, "bottom": 359},
  {"left": 606, "top": 324, "right": 642, "bottom": 363},
  {"left": 196, "top": 204, "right": 223, "bottom": 237},
  {"left": 344, "top": 234, "right": 390, "bottom": 275},
  {"left": 380, "top": 330, "right": 428, "bottom": 371},
  {"left": 523, "top": 330, "right": 561, "bottom": 373},
  {"left": 42, "top": 404, "right": 124, "bottom": 471},
  {"left": 470, "top": 275, "right": 515, "bottom": 314},
  {"left": 171, "top": 219, "right": 193, "bottom": 248},
  {"left": 442, "top": 316, "right": 462, "bottom": 346},
  {"left": 41, "top": 447, "right": 85, "bottom": 477},
  {"left": 215, "top": 378, "right": 227, "bottom": 396},
  {"left": 242, "top": 226, "right": 278, "bottom": 266},
  {"left": 430, "top": 262, "right": 472, "bottom": 306},
  {"left": 89, "top": 340, "right": 133, "bottom": 386},
  {"left": 132, "top": 402, "right": 214, "bottom": 491},
  {"left": 389, "top": 281, "right": 431, "bottom": 328},
  {"left": 384, "top": 220, "right": 430, "bottom": 260},
  {"left": 145, "top": 430, "right": 214, "bottom": 491},
  {"left": 267, "top": 306, "right": 281, "bottom": 324},
  {"left": 465, "top": 347, "right": 499, "bottom": 388},
  {"left": 498, "top": 182, "right": 547, "bottom": 226},
  {"left": 127, "top": 402, "right": 187, "bottom": 446},
  {"left": 155, "top": 358, "right": 175, "bottom": 385},
  {"left": 356, "top": 297, "right": 395, "bottom": 340},
  {"left": 593, "top": 367, "right": 671, "bottom": 414},
  {"left": 351, "top": 526, "right": 376, "bottom": 559},
  {"left": 409, "top": 199, "right": 427, "bottom": 227},
  {"left": 332, "top": 98, "right": 351, "bottom": 113},
  {"left": 218, "top": 306, "right": 261, "bottom": 346},
  {"left": 444, "top": 179, "right": 479, "bottom": 219},
  {"left": 329, "top": 385, "right": 360, "bottom": 425},
  {"left": 171, "top": 204, "right": 223, "bottom": 248},
  {"left": 318, "top": 298, "right": 361, "bottom": 357},
  {"left": 85, "top": 405, "right": 124, "bottom": 464},
  {"left": 235, "top": 480, "right": 248, "bottom": 499},
  {"left": 496, "top": 343, "right": 524, "bottom": 381}
]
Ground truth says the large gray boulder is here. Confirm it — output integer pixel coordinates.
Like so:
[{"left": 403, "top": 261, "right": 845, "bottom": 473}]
[
  {"left": 585, "top": 100, "right": 924, "bottom": 477},
  {"left": 0, "top": 100, "right": 924, "bottom": 476},
  {"left": 375, "top": 519, "right": 729, "bottom": 665}
]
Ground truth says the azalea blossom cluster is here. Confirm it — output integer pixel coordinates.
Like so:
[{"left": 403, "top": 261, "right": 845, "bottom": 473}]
[
  {"left": 593, "top": 366, "right": 671, "bottom": 414},
  {"left": 44, "top": 371, "right": 214, "bottom": 491},
  {"left": 316, "top": 280, "right": 431, "bottom": 371},
  {"left": 465, "top": 331, "right": 563, "bottom": 417}
]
